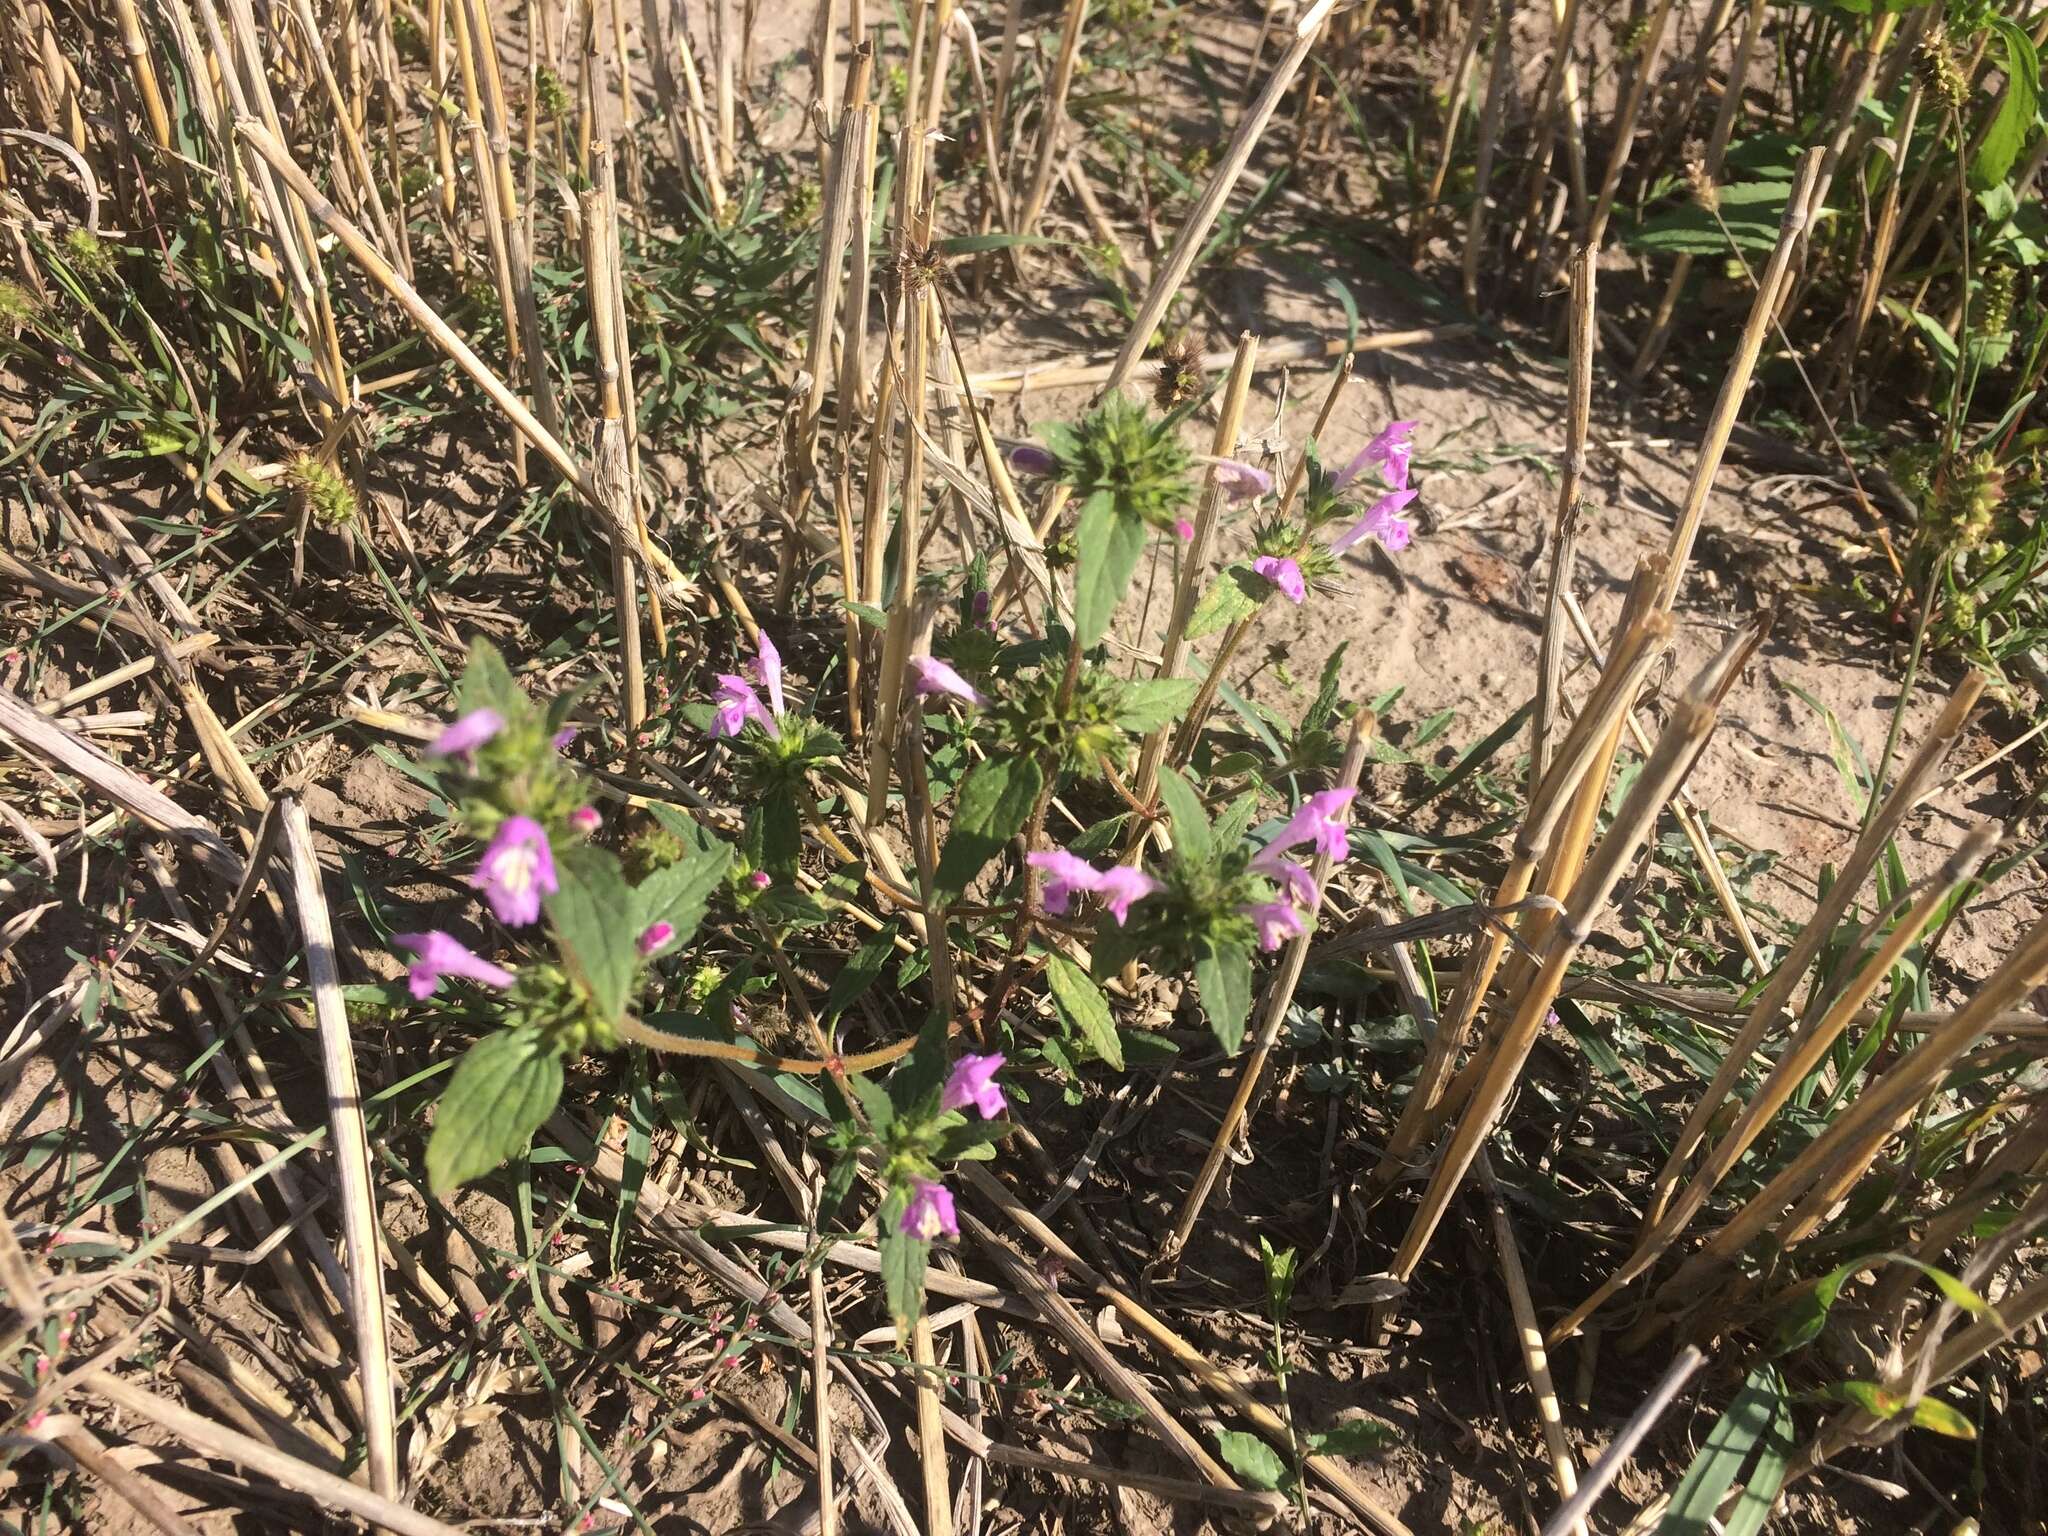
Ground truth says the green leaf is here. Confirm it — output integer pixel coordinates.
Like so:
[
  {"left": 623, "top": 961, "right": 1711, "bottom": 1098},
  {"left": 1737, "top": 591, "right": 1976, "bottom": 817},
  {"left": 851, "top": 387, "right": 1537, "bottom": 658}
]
[
  {"left": 843, "top": 599, "right": 891, "bottom": 629},
  {"left": 1154, "top": 764, "right": 1212, "bottom": 866},
  {"left": 746, "top": 795, "right": 803, "bottom": 879},
  {"left": 887, "top": 1013, "right": 953, "bottom": 1120},
  {"left": 936, "top": 231, "right": 1057, "bottom": 254},
  {"left": 455, "top": 637, "right": 523, "bottom": 718},
  {"left": 1194, "top": 936, "right": 1254, "bottom": 1053},
  {"left": 849, "top": 1073, "right": 897, "bottom": 1134},
  {"left": 825, "top": 925, "right": 897, "bottom": 1020},
  {"left": 1213, "top": 1430, "right": 1289, "bottom": 1492},
  {"left": 1308, "top": 1418, "right": 1400, "bottom": 1457},
  {"left": 877, "top": 1187, "right": 930, "bottom": 1333},
  {"left": 1047, "top": 952, "right": 1123, "bottom": 1069},
  {"left": 631, "top": 843, "right": 732, "bottom": 949},
  {"left": 1259, "top": 1235, "right": 1297, "bottom": 1320},
  {"left": 426, "top": 1028, "right": 565, "bottom": 1196},
  {"left": 547, "top": 843, "right": 640, "bottom": 1025},
  {"left": 1908, "top": 1395, "right": 1977, "bottom": 1439},
  {"left": 935, "top": 1116, "right": 1010, "bottom": 1161},
  {"left": 1114, "top": 676, "right": 1202, "bottom": 733},
  {"left": 1071, "top": 491, "right": 1149, "bottom": 650},
  {"left": 1972, "top": 19, "right": 2041, "bottom": 191},
  {"left": 1723, "top": 1373, "right": 1796, "bottom": 1536},
  {"left": 935, "top": 755, "right": 1044, "bottom": 901},
  {"left": 1184, "top": 563, "right": 1266, "bottom": 640},
  {"left": 1657, "top": 1366, "right": 1785, "bottom": 1536}
]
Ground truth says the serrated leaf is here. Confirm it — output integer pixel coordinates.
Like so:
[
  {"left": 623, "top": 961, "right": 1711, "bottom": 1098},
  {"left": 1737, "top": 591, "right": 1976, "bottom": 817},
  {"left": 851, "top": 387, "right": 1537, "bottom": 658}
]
[
  {"left": 1072, "top": 491, "right": 1148, "bottom": 649},
  {"left": 1184, "top": 563, "right": 1265, "bottom": 640},
  {"left": 1972, "top": 19, "right": 2040, "bottom": 191},
  {"left": 1213, "top": 1429, "right": 1289, "bottom": 1491},
  {"left": 455, "top": 637, "right": 523, "bottom": 718},
  {"left": 849, "top": 1073, "right": 897, "bottom": 1134},
  {"left": 631, "top": 843, "right": 732, "bottom": 949},
  {"left": 1114, "top": 676, "right": 1202, "bottom": 733},
  {"left": 877, "top": 1187, "right": 930, "bottom": 1333},
  {"left": 935, "top": 754, "right": 1043, "bottom": 900},
  {"left": 746, "top": 795, "right": 803, "bottom": 879},
  {"left": 1194, "top": 936, "right": 1253, "bottom": 1053},
  {"left": 1154, "top": 764, "right": 1212, "bottom": 865},
  {"left": 547, "top": 843, "right": 640, "bottom": 1025},
  {"left": 1047, "top": 952, "right": 1122, "bottom": 1069},
  {"left": 427, "top": 1028, "right": 565, "bottom": 1195},
  {"left": 825, "top": 925, "right": 897, "bottom": 1020},
  {"left": 887, "top": 1013, "right": 953, "bottom": 1120}
]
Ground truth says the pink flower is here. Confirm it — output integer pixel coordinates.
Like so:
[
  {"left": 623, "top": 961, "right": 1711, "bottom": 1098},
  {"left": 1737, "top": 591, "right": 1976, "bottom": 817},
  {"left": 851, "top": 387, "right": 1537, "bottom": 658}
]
[
  {"left": 752, "top": 633, "right": 786, "bottom": 721},
  {"left": 393, "top": 931, "right": 514, "bottom": 999},
  {"left": 1027, "top": 849, "right": 1101, "bottom": 915},
  {"left": 942, "top": 1053, "right": 1007, "bottom": 1119},
  {"left": 709, "top": 635, "right": 787, "bottom": 739},
  {"left": 909, "top": 654, "right": 982, "bottom": 706},
  {"left": 1250, "top": 851, "right": 1319, "bottom": 909},
  {"left": 569, "top": 805, "right": 602, "bottom": 835},
  {"left": 749, "top": 870, "right": 772, "bottom": 889},
  {"left": 1209, "top": 458, "right": 1273, "bottom": 501},
  {"left": 638, "top": 921, "right": 675, "bottom": 956},
  {"left": 1262, "top": 788, "right": 1356, "bottom": 863},
  {"left": 472, "top": 815, "right": 558, "bottom": 926},
  {"left": 1094, "top": 865, "right": 1161, "bottom": 925},
  {"left": 430, "top": 708, "right": 504, "bottom": 758},
  {"left": 1245, "top": 901, "right": 1306, "bottom": 952},
  {"left": 1008, "top": 444, "right": 1058, "bottom": 477},
  {"left": 1173, "top": 517, "right": 1195, "bottom": 541},
  {"left": 1334, "top": 420, "right": 1419, "bottom": 492},
  {"left": 1330, "top": 487, "right": 1419, "bottom": 555},
  {"left": 1250, "top": 555, "right": 1305, "bottom": 603},
  {"left": 900, "top": 1179, "right": 957, "bottom": 1239}
]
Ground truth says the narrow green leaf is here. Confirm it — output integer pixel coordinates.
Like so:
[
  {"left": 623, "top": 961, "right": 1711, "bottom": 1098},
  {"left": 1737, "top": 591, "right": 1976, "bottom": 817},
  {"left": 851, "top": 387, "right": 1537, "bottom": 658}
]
[
  {"left": 1908, "top": 1395, "right": 1977, "bottom": 1439},
  {"left": 825, "top": 925, "right": 898, "bottom": 1020},
  {"left": 1656, "top": 1366, "right": 1784, "bottom": 1536},
  {"left": 1154, "top": 764, "right": 1213, "bottom": 865},
  {"left": 427, "top": 1028, "right": 565, "bottom": 1196},
  {"left": 935, "top": 755, "right": 1043, "bottom": 900},
  {"left": 1072, "top": 491, "right": 1149, "bottom": 649},
  {"left": 1194, "top": 936, "right": 1254, "bottom": 1053},
  {"left": 1047, "top": 952, "right": 1123, "bottom": 1069},
  {"left": 1308, "top": 1418, "right": 1401, "bottom": 1457}
]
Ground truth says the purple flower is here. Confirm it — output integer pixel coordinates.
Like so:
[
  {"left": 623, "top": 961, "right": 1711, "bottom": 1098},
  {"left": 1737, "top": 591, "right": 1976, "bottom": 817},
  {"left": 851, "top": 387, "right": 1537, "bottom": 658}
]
[
  {"left": 1251, "top": 555, "right": 1306, "bottom": 603},
  {"left": 1334, "top": 420, "right": 1420, "bottom": 492},
  {"left": 1250, "top": 851, "right": 1320, "bottom": 910},
  {"left": 638, "top": 921, "right": 675, "bottom": 956},
  {"left": 909, "top": 655, "right": 983, "bottom": 706},
  {"left": 753, "top": 633, "right": 786, "bottom": 721},
  {"left": 569, "top": 805, "right": 601, "bottom": 835},
  {"left": 1008, "top": 444, "right": 1058, "bottom": 478},
  {"left": 1027, "top": 849, "right": 1101, "bottom": 915},
  {"left": 429, "top": 708, "right": 504, "bottom": 758},
  {"left": 1330, "top": 487, "right": 1419, "bottom": 555},
  {"left": 1245, "top": 901, "right": 1306, "bottom": 952},
  {"left": 1209, "top": 457, "right": 1273, "bottom": 501},
  {"left": 1094, "top": 865, "right": 1161, "bottom": 925},
  {"left": 710, "top": 674, "right": 772, "bottom": 738},
  {"left": 900, "top": 1179, "right": 958, "bottom": 1239},
  {"left": 472, "top": 815, "right": 558, "bottom": 926},
  {"left": 393, "top": 931, "right": 514, "bottom": 999},
  {"left": 552, "top": 727, "right": 577, "bottom": 751},
  {"left": 942, "top": 1053, "right": 1007, "bottom": 1120},
  {"left": 1262, "top": 788, "right": 1356, "bottom": 864}
]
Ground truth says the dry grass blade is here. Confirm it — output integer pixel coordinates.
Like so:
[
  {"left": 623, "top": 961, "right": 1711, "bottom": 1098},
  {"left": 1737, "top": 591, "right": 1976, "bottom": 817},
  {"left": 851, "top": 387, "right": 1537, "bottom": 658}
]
[{"left": 279, "top": 796, "right": 399, "bottom": 1503}]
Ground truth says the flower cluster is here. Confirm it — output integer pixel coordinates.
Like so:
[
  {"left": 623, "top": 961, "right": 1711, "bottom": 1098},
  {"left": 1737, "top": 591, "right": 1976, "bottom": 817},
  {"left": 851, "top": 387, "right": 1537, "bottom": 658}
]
[
  {"left": 1026, "top": 850, "right": 1161, "bottom": 924},
  {"left": 1241, "top": 788, "right": 1354, "bottom": 951},
  {"left": 1322, "top": 420, "right": 1419, "bottom": 555},
  {"left": 894, "top": 1052, "right": 1009, "bottom": 1240}
]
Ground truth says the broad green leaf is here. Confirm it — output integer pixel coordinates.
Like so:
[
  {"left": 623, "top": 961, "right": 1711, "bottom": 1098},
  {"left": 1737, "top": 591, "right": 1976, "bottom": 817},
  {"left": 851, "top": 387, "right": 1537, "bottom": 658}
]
[
  {"left": 1114, "top": 677, "right": 1202, "bottom": 733},
  {"left": 935, "top": 754, "right": 1044, "bottom": 901},
  {"left": 1908, "top": 1395, "right": 1976, "bottom": 1439},
  {"left": 1194, "top": 936, "right": 1254, "bottom": 1053},
  {"left": 1308, "top": 1418, "right": 1400, "bottom": 1457},
  {"left": 547, "top": 843, "right": 640, "bottom": 1025},
  {"left": 455, "top": 637, "right": 523, "bottom": 717},
  {"left": 825, "top": 925, "right": 898, "bottom": 1020},
  {"left": 1155, "top": 764, "right": 1213, "bottom": 865},
  {"left": 747, "top": 795, "right": 803, "bottom": 879},
  {"left": 1213, "top": 1429, "right": 1289, "bottom": 1492},
  {"left": 1047, "top": 952, "right": 1123, "bottom": 1069},
  {"left": 1972, "top": 19, "right": 2041, "bottom": 191},
  {"left": 1656, "top": 1366, "right": 1785, "bottom": 1536},
  {"left": 426, "top": 1028, "right": 565, "bottom": 1195},
  {"left": 887, "top": 1013, "right": 953, "bottom": 1120},
  {"left": 849, "top": 1073, "right": 897, "bottom": 1134},
  {"left": 1071, "top": 491, "right": 1148, "bottom": 649},
  {"left": 935, "top": 1116, "right": 1010, "bottom": 1160},
  {"left": 631, "top": 843, "right": 732, "bottom": 949}
]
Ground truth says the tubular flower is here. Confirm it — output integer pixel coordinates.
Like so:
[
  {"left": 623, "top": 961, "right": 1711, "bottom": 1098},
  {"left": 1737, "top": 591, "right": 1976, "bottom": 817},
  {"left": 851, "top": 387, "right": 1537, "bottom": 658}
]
[
  {"left": 1093, "top": 865, "right": 1162, "bottom": 925},
  {"left": 1330, "top": 487, "right": 1419, "bottom": 555},
  {"left": 900, "top": 1179, "right": 958, "bottom": 1239},
  {"left": 1244, "top": 901, "right": 1306, "bottom": 952},
  {"left": 709, "top": 635, "right": 787, "bottom": 739},
  {"left": 1335, "top": 420, "right": 1419, "bottom": 492},
  {"left": 1261, "top": 788, "right": 1356, "bottom": 862},
  {"left": 942, "top": 1053, "right": 1008, "bottom": 1120},
  {"left": 1251, "top": 555, "right": 1306, "bottom": 603},
  {"left": 473, "top": 815, "right": 558, "bottom": 926},
  {"left": 568, "top": 805, "right": 602, "bottom": 835},
  {"left": 1207, "top": 457, "right": 1273, "bottom": 501},
  {"left": 430, "top": 708, "right": 504, "bottom": 759},
  {"left": 1249, "top": 850, "right": 1320, "bottom": 911},
  {"left": 638, "top": 921, "right": 676, "bottom": 956},
  {"left": 909, "top": 654, "right": 983, "bottom": 706},
  {"left": 1026, "top": 849, "right": 1102, "bottom": 915},
  {"left": 1008, "top": 444, "right": 1058, "bottom": 477},
  {"left": 393, "top": 931, "right": 514, "bottom": 999}
]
